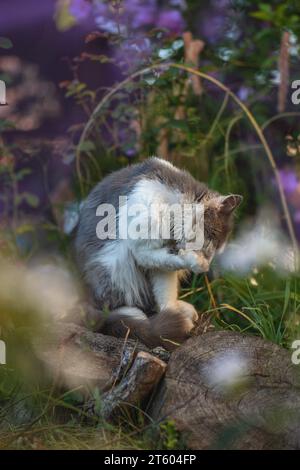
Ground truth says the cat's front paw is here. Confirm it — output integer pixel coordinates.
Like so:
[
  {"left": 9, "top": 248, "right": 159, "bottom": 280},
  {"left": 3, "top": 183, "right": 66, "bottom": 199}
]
[
  {"left": 176, "top": 300, "right": 198, "bottom": 323},
  {"left": 179, "top": 249, "right": 209, "bottom": 274}
]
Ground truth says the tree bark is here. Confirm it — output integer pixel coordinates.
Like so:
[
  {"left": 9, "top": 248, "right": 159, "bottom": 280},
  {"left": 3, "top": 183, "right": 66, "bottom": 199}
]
[
  {"left": 33, "top": 322, "right": 169, "bottom": 392},
  {"left": 150, "top": 331, "right": 300, "bottom": 450},
  {"left": 85, "top": 351, "right": 166, "bottom": 421}
]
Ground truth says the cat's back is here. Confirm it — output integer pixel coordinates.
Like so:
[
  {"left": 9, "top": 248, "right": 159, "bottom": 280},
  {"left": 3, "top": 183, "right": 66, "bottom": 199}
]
[
  {"left": 75, "top": 158, "right": 207, "bottom": 260},
  {"left": 84, "top": 157, "right": 207, "bottom": 209}
]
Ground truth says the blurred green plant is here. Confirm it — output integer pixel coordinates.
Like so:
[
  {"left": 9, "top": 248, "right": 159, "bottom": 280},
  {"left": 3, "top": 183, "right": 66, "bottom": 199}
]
[{"left": 0, "top": 37, "right": 13, "bottom": 49}]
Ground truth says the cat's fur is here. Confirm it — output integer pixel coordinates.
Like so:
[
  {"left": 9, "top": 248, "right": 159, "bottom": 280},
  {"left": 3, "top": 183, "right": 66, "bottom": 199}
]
[{"left": 74, "top": 157, "right": 242, "bottom": 350}]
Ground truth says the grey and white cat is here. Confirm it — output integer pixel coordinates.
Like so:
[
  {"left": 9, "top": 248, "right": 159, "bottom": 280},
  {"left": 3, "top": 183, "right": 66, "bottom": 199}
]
[{"left": 74, "top": 157, "right": 242, "bottom": 350}]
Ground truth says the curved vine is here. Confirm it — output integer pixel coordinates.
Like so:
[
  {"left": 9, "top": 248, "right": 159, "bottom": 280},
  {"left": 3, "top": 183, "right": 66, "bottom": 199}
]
[{"left": 76, "top": 62, "right": 298, "bottom": 255}]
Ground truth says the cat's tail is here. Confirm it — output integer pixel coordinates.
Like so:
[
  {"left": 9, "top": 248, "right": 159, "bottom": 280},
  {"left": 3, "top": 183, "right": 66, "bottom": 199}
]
[{"left": 102, "top": 306, "right": 194, "bottom": 351}]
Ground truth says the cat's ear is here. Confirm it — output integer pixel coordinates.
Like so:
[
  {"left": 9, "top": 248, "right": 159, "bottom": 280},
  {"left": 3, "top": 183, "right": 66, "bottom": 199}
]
[{"left": 219, "top": 194, "right": 243, "bottom": 214}]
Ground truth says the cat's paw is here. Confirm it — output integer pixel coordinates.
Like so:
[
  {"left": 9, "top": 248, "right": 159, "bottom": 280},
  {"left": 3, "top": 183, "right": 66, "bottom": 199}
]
[
  {"left": 178, "top": 249, "right": 209, "bottom": 273},
  {"left": 151, "top": 301, "right": 199, "bottom": 351},
  {"left": 176, "top": 300, "right": 199, "bottom": 323}
]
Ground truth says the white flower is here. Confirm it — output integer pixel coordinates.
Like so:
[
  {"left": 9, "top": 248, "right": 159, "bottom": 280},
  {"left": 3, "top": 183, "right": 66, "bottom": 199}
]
[{"left": 205, "top": 351, "right": 249, "bottom": 392}]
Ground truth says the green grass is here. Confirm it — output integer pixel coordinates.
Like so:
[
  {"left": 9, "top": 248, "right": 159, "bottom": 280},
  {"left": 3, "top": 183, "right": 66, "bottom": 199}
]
[
  {"left": 181, "top": 267, "right": 300, "bottom": 347},
  {"left": 0, "top": 380, "right": 182, "bottom": 450}
]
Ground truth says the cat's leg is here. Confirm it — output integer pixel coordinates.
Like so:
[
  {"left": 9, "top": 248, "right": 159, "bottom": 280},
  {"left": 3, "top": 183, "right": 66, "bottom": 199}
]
[
  {"left": 150, "top": 270, "right": 179, "bottom": 310},
  {"left": 149, "top": 270, "right": 198, "bottom": 350},
  {"left": 150, "top": 271, "right": 197, "bottom": 318},
  {"left": 150, "top": 271, "right": 198, "bottom": 322},
  {"left": 178, "top": 249, "right": 210, "bottom": 273},
  {"left": 133, "top": 245, "right": 186, "bottom": 270},
  {"left": 132, "top": 244, "right": 209, "bottom": 273}
]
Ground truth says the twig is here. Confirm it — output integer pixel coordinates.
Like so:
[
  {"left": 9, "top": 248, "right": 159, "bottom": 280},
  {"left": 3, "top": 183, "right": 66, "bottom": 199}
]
[{"left": 204, "top": 275, "right": 216, "bottom": 309}]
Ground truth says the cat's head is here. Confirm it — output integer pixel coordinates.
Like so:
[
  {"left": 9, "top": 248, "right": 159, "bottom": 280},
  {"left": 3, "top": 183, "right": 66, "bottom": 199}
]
[
  {"left": 173, "top": 191, "right": 242, "bottom": 259},
  {"left": 202, "top": 192, "right": 243, "bottom": 257}
]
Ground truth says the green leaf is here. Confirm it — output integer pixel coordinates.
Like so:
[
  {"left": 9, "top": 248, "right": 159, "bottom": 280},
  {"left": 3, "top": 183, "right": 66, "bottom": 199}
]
[
  {"left": 259, "top": 3, "right": 272, "bottom": 14},
  {"left": 78, "top": 140, "right": 96, "bottom": 153},
  {"left": 22, "top": 193, "right": 39, "bottom": 208},
  {"left": 250, "top": 11, "right": 273, "bottom": 22},
  {"left": 54, "top": 1, "right": 76, "bottom": 31},
  {"left": 83, "top": 53, "right": 115, "bottom": 63},
  {"left": 15, "top": 168, "right": 32, "bottom": 181},
  {"left": 0, "top": 37, "right": 13, "bottom": 49},
  {"left": 0, "top": 120, "right": 15, "bottom": 132},
  {"left": 15, "top": 223, "right": 34, "bottom": 235},
  {"left": 167, "top": 119, "right": 189, "bottom": 131}
]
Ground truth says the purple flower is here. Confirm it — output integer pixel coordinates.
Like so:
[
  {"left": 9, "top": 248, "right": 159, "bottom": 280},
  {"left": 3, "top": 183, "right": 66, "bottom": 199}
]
[
  {"left": 294, "top": 210, "right": 300, "bottom": 223},
  {"left": 125, "top": 0, "right": 157, "bottom": 14},
  {"left": 69, "top": 0, "right": 92, "bottom": 21},
  {"left": 124, "top": 147, "right": 137, "bottom": 158},
  {"left": 115, "top": 36, "right": 153, "bottom": 70},
  {"left": 125, "top": 37, "right": 152, "bottom": 54},
  {"left": 200, "top": 14, "right": 225, "bottom": 44},
  {"left": 131, "top": 6, "right": 157, "bottom": 29},
  {"left": 278, "top": 169, "right": 299, "bottom": 194},
  {"left": 157, "top": 9, "right": 185, "bottom": 34},
  {"left": 237, "top": 86, "right": 252, "bottom": 102},
  {"left": 92, "top": 1, "right": 185, "bottom": 36},
  {"left": 169, "top": 0, "right": 187, "bottom": 9}
]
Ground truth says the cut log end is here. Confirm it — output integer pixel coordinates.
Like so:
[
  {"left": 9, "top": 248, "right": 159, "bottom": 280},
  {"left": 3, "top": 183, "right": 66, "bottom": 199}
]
[
  {"left": 32, "top": 322, "right": 167, "bottom": 419},
  {"left": 150, "top": 331, "right": 300, "bottom": 450}
]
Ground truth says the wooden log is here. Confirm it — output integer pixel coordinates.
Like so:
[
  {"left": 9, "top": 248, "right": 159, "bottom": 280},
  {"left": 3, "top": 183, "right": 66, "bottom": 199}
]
[
  {"left": 150, "top": 331, "right": 300, "bottom": 450},
  {"left": 85, "top": 351, "right": 166, "bottom": 421},
  {"left": 33, "top": 322, "right": 169, "bottom": 392}
]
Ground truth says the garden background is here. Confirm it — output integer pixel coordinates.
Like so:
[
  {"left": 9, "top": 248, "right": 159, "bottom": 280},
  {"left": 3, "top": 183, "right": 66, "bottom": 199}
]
[{"left": 1, "top": 0, "right": 300, "bottom": 450}]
